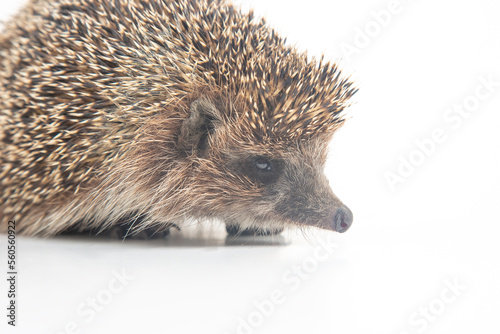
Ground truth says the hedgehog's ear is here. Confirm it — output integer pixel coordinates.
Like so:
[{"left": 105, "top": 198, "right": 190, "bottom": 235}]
[{"left": 178, "top": 98, "right": 221, "bottom": 155}]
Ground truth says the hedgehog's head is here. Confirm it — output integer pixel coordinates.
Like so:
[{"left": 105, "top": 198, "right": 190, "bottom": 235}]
[{"left": 176, "top": 58, "right": 357, "bottom": 234}]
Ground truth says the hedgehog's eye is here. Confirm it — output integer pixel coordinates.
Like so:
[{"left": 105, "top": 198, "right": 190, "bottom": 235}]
[
  {"left": 235, "top": 156, "right": 282, "bottom": 185},
  {"left": 246, "top": 156, "right": 282, "bottom": 185},
  {"left": 255, "top": 157, "right": 272, "bottom": 171}
]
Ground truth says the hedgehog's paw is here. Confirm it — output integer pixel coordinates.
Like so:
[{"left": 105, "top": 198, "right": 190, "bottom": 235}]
[
  {"left": 225, "top": 223, "right": 283, "bottom": 237},
  {"left": 100, "top": 224, "right": 171, "bottom": 240}
]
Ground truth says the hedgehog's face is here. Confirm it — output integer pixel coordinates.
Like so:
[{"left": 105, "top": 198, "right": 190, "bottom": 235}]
[
  {"left": 222, "top": 140, "right": 353, "bottom": 234},
  {"left": 179, "top": 98, "right": 353, "bottom": 234}
]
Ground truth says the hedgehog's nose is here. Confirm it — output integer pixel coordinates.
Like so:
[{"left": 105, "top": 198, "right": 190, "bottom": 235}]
[{"left": 333, "top": 205, "right": 353, "bottom": 233}]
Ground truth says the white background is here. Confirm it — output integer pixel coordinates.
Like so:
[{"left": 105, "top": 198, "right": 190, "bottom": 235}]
[{"left": 1, "top": 0, "right": 500, "bottom": 333}]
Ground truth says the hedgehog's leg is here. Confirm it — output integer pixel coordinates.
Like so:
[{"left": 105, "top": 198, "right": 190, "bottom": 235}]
[
  {"left": 99, "top": 224, "right": 172, "bottom": 240},
  {"left": 102, "top": 213, "right": 181, "bottom": 240},
  {"left": 225, "top": 223, "right": 283, "bottom": 236},
  {"left": 102, "top": 215, "right": 180, "bottom": 240},
  {"left": 60, "top": 224, "right": 172, "bottom": 240},
  {"left": 60, "top": 214, "right": 177, "bottom": 240}
]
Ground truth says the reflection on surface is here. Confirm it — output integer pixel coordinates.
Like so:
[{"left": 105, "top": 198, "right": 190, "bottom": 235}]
[{"left": 52, "top": 224, "right": 289, "bottom": 248}]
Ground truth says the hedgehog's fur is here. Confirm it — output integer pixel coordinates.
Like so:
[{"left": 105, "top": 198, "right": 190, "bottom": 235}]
[{"left": 0, "top": 0, "right": 357, "bottom": 237}]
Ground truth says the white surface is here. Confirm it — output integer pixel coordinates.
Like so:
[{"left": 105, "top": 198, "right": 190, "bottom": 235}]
[{"left": 1, "top": 0, "right": 500, "bottom": 333}]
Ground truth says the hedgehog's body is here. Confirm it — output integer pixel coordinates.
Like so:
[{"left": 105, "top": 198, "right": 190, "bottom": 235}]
[{"left": 0, "top": 0, "right": 356, "bottom": 237}]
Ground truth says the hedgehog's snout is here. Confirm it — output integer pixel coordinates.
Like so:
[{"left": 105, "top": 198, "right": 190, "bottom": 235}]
[{"left": 333, "top": 205, "right": 353, "bottom": 233}]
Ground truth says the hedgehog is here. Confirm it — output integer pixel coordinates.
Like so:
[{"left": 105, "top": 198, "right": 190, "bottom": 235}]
[{"left": 0, "top": 0, "right": 357, "bottom": 238}]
